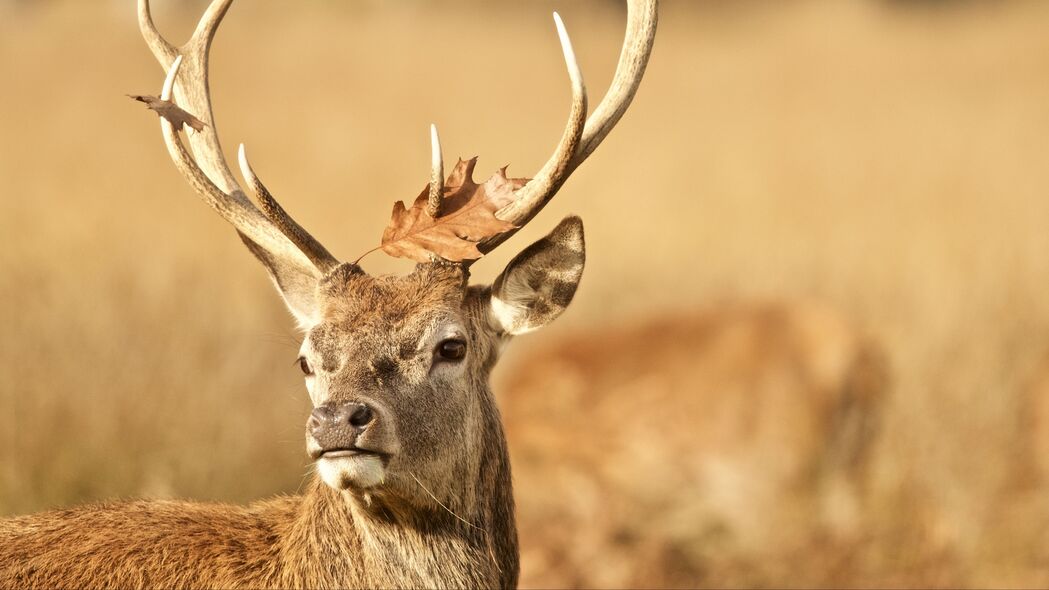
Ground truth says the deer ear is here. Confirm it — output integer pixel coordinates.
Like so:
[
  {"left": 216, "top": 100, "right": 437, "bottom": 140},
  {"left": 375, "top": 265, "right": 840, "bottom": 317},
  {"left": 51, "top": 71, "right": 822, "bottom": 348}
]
[
  {"left": 489, "top": 216, "right": 585, "bottom": 335},
  {"left": 239, "top": 234, "right": 321, "bottom": 330}
]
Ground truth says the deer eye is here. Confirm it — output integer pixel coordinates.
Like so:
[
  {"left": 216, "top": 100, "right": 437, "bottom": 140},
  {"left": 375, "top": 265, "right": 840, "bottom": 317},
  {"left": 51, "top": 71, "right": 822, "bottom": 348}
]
[
  {"left": 435, "top": 339, "right": 467, "bottom": 362},
  {"left": 298, "top": 357, "right": 314, "bottom": 376}
]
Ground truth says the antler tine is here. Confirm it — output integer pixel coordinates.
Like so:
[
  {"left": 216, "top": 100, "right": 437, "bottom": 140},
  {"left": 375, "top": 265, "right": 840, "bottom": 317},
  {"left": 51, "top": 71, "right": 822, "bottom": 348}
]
[
  {"left": 138, "top": 0, "right": 239, "bottom": 194},
  {"left": 187, "top": 0, "right": 236, "bottom": 52},
  {"left": 157, "top": 58, "right": 307, "bottom": 262},
  {"left": 238, "top": 145, "right": 339, "bottom": 273},
  {"left": 476, "top": 11, "right": 588, "bottom": 256},
  {"left": 137, "top": 0, "right": 176, "bottom": 66},
  {"left": 160, "top": 54, "right": 179, "bottom": 101},
  {"left": 574, "top": 0, "right": 658, "bottom": 166},
  {"left": 478, "top": 0, "right": 657, "bottom": 255},
  {"left": 140, "top": 0, "right": 340, "bottom": 276},
  {"left": 427, "top": 124, "right": 444, "bottom": 219}
]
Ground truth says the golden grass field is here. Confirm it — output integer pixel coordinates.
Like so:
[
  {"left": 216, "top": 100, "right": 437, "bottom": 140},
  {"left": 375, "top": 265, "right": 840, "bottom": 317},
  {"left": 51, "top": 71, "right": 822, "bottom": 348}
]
[{"left": 4, "top": 0, "right": 1049, "bottom": 587}]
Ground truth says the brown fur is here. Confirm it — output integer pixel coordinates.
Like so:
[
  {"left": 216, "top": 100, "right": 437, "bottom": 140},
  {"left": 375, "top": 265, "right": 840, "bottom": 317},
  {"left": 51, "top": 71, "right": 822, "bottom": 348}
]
[
  {"left": 499, "top": 302, "right": 888, "bottom": 588},
  {"left": 0, "top": 216, "right": 588, "bottom": 589},
  {"left": 0, "top": 480, "right": 507, "bottom": 589}
]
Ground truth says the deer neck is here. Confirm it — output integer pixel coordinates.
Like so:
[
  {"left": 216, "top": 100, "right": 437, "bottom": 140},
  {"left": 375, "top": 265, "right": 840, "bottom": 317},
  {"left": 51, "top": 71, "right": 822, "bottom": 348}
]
[{"left": 282, "top": 400, "right": 518, "bottom": 589}]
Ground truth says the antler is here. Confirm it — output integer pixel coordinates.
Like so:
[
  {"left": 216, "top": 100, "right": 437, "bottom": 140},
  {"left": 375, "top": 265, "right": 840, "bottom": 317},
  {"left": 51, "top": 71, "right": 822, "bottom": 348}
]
[
  {"left": 477, "top": 0, "right": 658, "bottom": 255},
  {"left": 427, "top": 124, "right": 444, "bottom": 219},
  {"left": 140, "top": 0, "right": 654, "bottom": 269},
  {"left": 138, "top": 0, "right": 339, "bottom": 275}
]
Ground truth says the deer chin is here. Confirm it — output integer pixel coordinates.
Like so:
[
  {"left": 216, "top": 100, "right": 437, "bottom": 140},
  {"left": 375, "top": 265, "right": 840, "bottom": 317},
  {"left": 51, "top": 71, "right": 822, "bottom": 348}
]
[{"left": 317, "top": 453, "right": 387, "bottom": 491}]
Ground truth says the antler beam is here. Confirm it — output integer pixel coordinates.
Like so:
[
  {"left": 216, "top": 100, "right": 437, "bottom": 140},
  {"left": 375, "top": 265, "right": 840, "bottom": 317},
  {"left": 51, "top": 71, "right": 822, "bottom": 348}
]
[
  {"left": 138, "top": 0, "right": 339, "bottom": 275},
  {"left": 477, "top": 0, "right": 658, "bottom": 255}
]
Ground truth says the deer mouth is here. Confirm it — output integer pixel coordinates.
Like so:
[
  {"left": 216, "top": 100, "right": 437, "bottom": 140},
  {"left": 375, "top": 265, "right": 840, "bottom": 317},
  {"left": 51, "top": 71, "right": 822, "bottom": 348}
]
[
  {"left": 320, "top": 449, "right": 361, "bottom": 459},
  {"left": 314, "top": 447, "right": 388, "bottom": 462},
  {"left": 316, "top": 448, "right": 389, "bottom": 491}
]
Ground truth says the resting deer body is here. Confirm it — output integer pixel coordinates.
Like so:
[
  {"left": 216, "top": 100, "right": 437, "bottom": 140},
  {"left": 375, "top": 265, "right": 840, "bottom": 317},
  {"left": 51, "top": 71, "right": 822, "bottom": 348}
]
[
  {"left": 502, "top": 303, "right": 887, "bottom": 588},
  {"left": 0, "top": 0, "right": 656, "bottom": 588}
]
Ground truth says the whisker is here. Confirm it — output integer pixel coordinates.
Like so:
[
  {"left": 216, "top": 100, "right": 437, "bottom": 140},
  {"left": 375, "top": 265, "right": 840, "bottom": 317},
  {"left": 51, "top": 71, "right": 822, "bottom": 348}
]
[
  {"left": 402, "top": 471, "right": 502, "bottom": 575},
  {"left": 402, "top": 471, "right": 483, "bottom": 532},
  {"left": 296, "top": 463, "right": 316, "bottom": 494}
]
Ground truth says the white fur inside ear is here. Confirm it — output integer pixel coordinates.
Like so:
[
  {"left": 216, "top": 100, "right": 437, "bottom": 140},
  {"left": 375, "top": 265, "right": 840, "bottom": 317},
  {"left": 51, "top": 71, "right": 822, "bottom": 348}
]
[
  {"left": 291, "top": 312, "right": 318, "bottom": 333},
  {"left": 490, "top": 293, "right": 536, "bottom": 335},
  {"left": 490, "top": 216, "right": 585, "bottom": 335},
  {"left": 491, "top": 261, "right": 544, "bottom": 335}
]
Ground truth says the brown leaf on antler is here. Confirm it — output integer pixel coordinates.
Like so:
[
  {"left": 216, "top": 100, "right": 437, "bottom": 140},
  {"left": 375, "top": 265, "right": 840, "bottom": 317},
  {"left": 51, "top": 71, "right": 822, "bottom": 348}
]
[
  {"left": 128, "top": 94, "right": 206, "bottom": 132},
  {"left": 381, "top": 158, "right": 528, "bottom": 263}
]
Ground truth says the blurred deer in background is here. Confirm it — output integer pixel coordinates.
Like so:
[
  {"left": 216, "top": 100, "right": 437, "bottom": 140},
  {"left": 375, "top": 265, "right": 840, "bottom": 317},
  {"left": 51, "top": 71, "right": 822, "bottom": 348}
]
[
  {"left": 0, "top": 0, "right": 656, "bottom": 587},
  {"left": 1022, "top": 352, "right": 1049, "bottom": 485},
  {"left": 501, "top": 302, "right": 887, "bottom": 588}
]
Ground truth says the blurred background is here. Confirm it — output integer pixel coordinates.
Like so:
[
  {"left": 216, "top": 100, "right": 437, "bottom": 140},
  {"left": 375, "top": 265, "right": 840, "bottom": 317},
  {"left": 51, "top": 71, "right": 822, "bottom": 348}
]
[{"left": 3, "top": 0, "right": 1049, "bottom": 587}]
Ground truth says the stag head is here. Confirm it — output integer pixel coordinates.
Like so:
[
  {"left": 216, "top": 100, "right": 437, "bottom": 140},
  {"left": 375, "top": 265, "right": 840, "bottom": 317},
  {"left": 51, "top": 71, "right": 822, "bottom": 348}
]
[{"left": 134, "top": 0, "right": 655, "bottom": 514}]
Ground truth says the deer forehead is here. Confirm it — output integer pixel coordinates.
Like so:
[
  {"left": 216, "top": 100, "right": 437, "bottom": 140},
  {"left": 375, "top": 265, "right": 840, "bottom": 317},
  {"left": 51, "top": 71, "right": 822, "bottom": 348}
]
[
  {"left": 303, "top": 265, "right": 475, "bottom": 368},
  {"left": 319, "top": 263, "right": 468, "bottom": 318}
]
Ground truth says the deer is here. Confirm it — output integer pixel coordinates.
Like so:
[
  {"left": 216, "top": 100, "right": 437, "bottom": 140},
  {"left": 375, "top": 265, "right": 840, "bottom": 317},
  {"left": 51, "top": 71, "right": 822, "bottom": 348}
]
[
  {"left": 499, "top": 302, "right": 888, "bottom": 588},
  {"left": 0, "top": 0, "right": 656, "bottom": 588},
  {"left": 1022, "top": 351, "right": 1049, "bottom": 486}
]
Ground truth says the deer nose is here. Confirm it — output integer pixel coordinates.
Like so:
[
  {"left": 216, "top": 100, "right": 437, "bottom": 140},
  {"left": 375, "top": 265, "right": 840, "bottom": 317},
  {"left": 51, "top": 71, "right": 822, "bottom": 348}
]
[
  {"left": 348, "top": 404, "right": 373, "bottom": 427},
  {"left": 308, "top": 402, "right": 375, "bottom": 433},
  {"left": 307, "top": 402, "right": 376, "bottom": 456}
]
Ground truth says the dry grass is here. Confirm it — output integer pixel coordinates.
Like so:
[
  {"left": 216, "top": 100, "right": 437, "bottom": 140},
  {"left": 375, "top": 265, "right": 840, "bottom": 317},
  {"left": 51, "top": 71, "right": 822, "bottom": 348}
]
[{"left": 3, "top": 0, "right": 1049, "bottom": 586}]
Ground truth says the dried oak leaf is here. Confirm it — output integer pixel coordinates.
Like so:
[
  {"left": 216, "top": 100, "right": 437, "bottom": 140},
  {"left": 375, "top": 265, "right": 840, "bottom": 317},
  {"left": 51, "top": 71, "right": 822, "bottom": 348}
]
[
  {"left": 381, "top": 158, "right": 528, "bottom": 263},
  {"left": 128, "top": 94, "right": 206, "bottom": 132}
]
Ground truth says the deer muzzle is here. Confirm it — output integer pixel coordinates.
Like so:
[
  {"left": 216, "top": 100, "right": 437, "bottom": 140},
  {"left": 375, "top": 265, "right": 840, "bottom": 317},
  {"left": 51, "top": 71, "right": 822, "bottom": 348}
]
[{"left": 307, "top": 399, "right": 399, "bottom": 491}]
